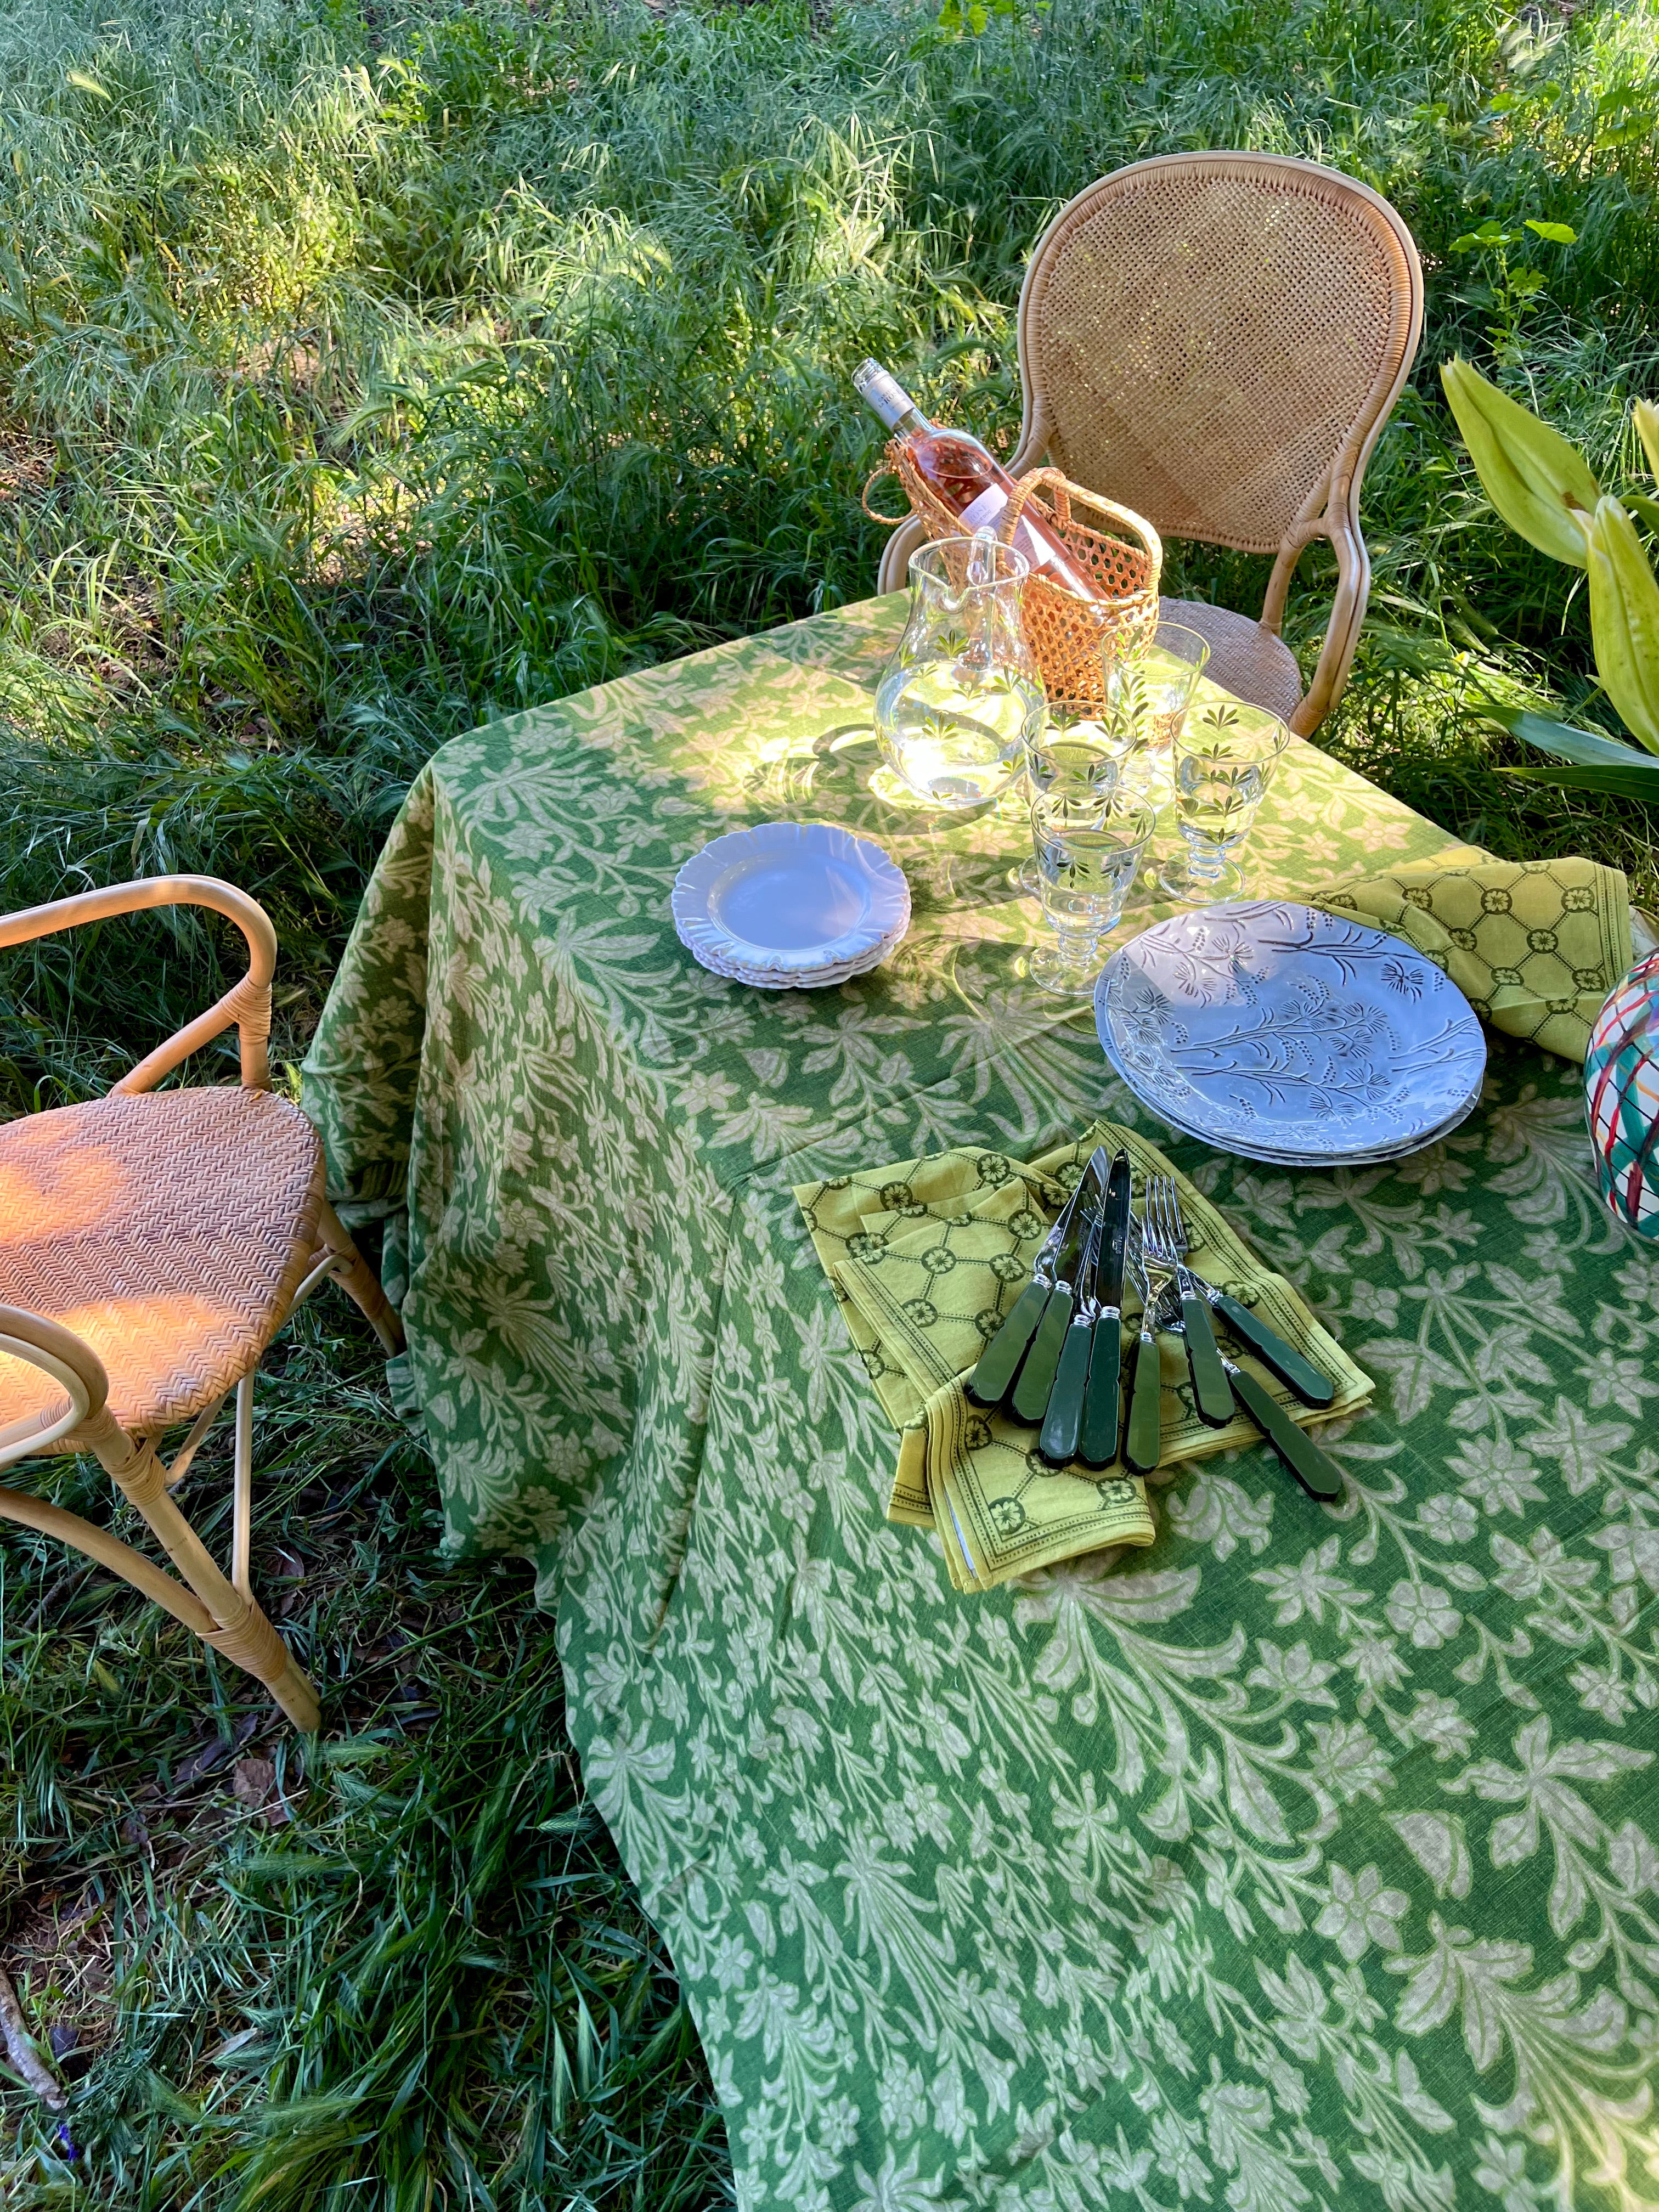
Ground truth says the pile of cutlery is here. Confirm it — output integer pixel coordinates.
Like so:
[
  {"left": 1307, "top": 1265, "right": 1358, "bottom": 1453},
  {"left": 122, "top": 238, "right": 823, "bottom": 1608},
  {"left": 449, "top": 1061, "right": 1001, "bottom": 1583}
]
[{"left": 964, "top": 1148, "right": 1344, "bottom": 1501}]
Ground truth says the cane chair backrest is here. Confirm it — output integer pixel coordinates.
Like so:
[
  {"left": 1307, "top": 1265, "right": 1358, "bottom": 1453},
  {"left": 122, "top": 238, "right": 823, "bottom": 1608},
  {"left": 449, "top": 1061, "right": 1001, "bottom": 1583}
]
[{"left": 1014, "top": 152, "right": 1423, "bottom": 559}]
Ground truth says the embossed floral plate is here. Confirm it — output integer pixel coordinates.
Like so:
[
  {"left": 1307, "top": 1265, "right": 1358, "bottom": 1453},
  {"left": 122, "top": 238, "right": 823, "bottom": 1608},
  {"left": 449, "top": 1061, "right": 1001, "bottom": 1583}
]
[
  {"left": 1095, "top": 900, "right": 1486, "bottom": 1161},
  {"left": 672, "top": 821, "right": 910, "bottom": 986},
  {"left": 1094, "top": 993, "right": 1485, "bottom": 1166}
]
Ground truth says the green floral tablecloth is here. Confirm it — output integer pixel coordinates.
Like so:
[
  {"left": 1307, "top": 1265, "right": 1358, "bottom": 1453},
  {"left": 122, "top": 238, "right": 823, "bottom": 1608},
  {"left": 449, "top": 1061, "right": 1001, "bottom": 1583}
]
[{"left": 304, "top": 594, "right": 1659, "bottom": 2212}]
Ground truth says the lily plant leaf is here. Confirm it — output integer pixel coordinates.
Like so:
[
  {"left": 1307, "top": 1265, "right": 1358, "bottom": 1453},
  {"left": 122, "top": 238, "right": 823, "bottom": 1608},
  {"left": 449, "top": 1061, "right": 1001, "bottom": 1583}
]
[
  {"left": 1502, "top": 760, "right": 1659, "bottom": 802},
  {"left": 1477, "top": 702, "right": 1649, "bottom": 765},
  {"left": 1637, "top": 399, "right": 1659, "bottom": 487},
  {"left": 1478, "top": 702, "right": 1659, "bottom": 800},
  {"left": 1587, "top": 496, "right": 1659, "bottom": 751}
]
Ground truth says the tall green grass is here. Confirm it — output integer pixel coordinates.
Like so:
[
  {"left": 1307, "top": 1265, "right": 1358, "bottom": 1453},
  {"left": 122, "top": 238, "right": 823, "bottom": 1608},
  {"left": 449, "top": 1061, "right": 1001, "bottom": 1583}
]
[{"left": 0, "top": 0, "right": 1655, "bottom": 2201}]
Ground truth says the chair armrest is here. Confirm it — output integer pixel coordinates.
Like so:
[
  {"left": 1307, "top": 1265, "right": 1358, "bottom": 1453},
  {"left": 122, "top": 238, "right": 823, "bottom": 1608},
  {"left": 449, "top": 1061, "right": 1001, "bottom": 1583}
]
[
  {"left": 0, "top": 1305, "right": 109, "bottom": 1465},
  {"left": 1254, "top": 479, "right": 1370, "bottom": 739},
  {"left": 0, "top": 874, "right": 278, "bottom": 1092},
  {"left": 1288, "top": 503, "right": 1369, "bottom": 738}
]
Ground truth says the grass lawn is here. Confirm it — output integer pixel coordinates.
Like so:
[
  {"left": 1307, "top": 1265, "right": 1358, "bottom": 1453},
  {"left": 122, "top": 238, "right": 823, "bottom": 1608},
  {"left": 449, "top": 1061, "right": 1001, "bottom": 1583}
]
[{"left": 0, "top": 0, "right": 1655, "bottom": 2200}]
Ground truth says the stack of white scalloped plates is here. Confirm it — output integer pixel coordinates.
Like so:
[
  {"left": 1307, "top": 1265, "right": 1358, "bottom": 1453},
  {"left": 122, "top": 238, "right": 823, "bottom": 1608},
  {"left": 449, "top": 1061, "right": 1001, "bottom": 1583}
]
[
  {"left": 671, "top": 821, "right": 911, "bottom": 990},
  {"left": 1094, "top": 900, "right": 1486, "bottom": 1166}
]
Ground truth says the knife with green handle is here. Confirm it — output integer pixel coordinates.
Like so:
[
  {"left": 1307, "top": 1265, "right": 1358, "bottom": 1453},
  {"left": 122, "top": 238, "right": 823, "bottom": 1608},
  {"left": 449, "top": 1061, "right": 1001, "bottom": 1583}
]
[
  {"left": 1121, "top": 1240, "right": 1163, "bottom": 1476},
  {"left": 1081, "top": 1324, "right": 1123, "bottom": 1470},
  {"left": 1079, "top": 1149, "right": 1131, "bottom": 1471},
  {"left": 1013, "top": 1254, "right": 1079, "bottom": 1425},
  {"left": 963, "top": 1280, "right": 1049, "bottom": 1409},
  {"left": 965, "top": 1156, "right": 1102, "bottom": 1411},
  {"left": 1037, "top": 1215, "right": 1101, "bottom": 1467}
]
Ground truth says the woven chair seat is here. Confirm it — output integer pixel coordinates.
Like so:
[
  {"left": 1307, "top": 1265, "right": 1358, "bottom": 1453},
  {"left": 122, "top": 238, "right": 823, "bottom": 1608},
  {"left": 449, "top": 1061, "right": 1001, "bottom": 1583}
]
[
  {"left": 1161, "top": 597, "right": 1305, "bottom": 725},
  {"left": 0, "top": 1088, "right": 323, "bottom": 1445}
]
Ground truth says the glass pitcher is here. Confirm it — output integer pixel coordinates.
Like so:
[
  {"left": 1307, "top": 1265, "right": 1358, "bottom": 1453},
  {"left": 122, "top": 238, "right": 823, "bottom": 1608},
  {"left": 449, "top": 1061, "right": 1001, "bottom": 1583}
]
[{"left": 874, "top": 532, "right": 1046, "bottom": 810}]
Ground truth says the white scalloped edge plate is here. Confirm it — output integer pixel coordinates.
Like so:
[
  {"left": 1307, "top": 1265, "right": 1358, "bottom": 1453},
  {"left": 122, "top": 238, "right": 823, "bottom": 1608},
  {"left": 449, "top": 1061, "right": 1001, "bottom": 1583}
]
[
  {"left": 681, "top": 933, "right": 904, "bottom": 991},
  {"left": 672, "top": 821, "right": 910, "bottom": 977},
  {"left": 679, "top": 923, "right": 907, "bottom": 989}
]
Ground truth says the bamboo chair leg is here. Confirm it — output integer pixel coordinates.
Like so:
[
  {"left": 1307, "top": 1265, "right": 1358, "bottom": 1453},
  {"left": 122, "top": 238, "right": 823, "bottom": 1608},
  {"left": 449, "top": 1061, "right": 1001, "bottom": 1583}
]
[
  {"left": 80, "top": 1411, "right": 320, "bottom": 1731},
  {"left": 0, "top": 1483, "right": 222, "bottom": 1639},
  {"left": 313, "top": 1198, "right": 404, "bottom": 1355},
  {"left": 232, "top": 1373, "right": 255, "bottom": 1600}
]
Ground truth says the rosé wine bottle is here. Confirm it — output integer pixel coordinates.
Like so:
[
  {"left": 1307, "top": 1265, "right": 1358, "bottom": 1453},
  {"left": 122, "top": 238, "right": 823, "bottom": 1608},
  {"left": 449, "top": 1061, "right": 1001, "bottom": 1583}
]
[{"left": 854, "top": 358, "right": 1096, "bottom": 603}]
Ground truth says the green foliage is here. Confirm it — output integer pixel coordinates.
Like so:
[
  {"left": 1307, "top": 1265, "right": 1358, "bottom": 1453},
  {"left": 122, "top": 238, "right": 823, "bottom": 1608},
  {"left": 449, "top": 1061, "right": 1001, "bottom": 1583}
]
[
  {"left": 1477, "top": 702, "right": 1659, "bottom": 802},
  {"left": 0, "top": 0, "right": 1654, "bottom": 2201},
  {"left": 1440, "top": 358, "right": 1659, "bottom": 791},
  {"left": 0, "top": 0, "right": 1647, "bottom": 1053},
  {"left": 1447, "top": 213, "right": 1578, "bottom": 362}
]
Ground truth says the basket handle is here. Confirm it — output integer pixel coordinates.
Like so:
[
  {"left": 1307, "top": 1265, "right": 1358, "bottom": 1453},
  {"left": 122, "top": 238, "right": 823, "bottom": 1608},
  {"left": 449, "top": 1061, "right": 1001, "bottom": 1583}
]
[
  {"left": 1001, "top": 466, "right": 1069, "bottom": 540},
  {"left": 862, "top": 466, "right": 912, "bottom": 529},
  {"left": 1002, "top": 466, "right": 1164, "bottom": 575}
]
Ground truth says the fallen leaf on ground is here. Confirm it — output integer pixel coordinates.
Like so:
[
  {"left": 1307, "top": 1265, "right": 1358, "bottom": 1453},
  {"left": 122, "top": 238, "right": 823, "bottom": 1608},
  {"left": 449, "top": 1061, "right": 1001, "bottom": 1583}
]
[{"left": 232, "top": 1757, "right": 290, "bottom": 1825}]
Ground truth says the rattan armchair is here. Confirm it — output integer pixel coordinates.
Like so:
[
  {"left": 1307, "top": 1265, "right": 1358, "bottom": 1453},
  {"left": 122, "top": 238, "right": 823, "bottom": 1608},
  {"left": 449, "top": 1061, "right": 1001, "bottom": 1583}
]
[
  {"left": 0, "top": 876, "right": 403, "bottom": 1731},
  {"left": 877, "top": 151, "right": 1424, "bottom": 736}
]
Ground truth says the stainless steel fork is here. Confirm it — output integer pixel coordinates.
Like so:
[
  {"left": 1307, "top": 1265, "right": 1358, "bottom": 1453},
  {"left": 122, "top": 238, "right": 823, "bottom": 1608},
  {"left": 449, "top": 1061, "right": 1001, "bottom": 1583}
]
[
  {"left": 1142, "top": 1175, "right": 1234, "bottom": 1428},
  {"left": 1122, "top": 1231, "right": 1163, "bottom": 1475}
]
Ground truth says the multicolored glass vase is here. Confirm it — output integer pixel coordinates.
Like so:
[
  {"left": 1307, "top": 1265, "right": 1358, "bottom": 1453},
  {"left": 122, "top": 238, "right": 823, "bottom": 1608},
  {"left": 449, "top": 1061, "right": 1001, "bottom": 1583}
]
[{"left": 1585, "top": 950, "right": 1659, "bottom": 1237}]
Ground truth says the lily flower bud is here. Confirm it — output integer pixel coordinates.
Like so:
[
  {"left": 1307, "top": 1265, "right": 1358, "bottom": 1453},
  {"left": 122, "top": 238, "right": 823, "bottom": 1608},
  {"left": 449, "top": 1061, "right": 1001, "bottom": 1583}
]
[
  {"left": 1587, "top": 495, "right": 1659, "bottom": 755},
  {"left": 1441, "top": 357, "right": 1599, "bottom": 567}
]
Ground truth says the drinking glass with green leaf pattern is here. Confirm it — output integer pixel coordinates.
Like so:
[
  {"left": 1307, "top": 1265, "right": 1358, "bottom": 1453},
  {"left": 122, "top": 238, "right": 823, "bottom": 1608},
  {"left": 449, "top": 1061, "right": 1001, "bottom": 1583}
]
[
  {"left": 1159, "top": 699, "right": 1290, "bottom": 902},
  {"left": 1028, "top": 793, "right": 1155, "bottom": 995}
]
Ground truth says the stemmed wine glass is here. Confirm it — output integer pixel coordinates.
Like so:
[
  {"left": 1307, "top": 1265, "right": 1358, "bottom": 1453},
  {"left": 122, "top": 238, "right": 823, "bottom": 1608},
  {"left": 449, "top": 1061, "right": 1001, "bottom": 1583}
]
[
  {"left": 1011, "top": 689, "right": 1148, "bottom": 894},
  {"left": 1159, "top": 699, "right": 1290, "bottom": 902},
  {"left": 1105, "top": 622, "right": 1210, "bottom": 806},
  {"left": 1026, "top": 793, "right": 1156, "bottom": 995}
]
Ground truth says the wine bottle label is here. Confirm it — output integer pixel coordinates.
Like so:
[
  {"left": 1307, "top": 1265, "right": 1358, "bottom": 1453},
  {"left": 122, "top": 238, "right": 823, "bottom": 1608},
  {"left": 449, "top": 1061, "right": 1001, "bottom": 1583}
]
[
  {"left": 961, "top": 484, "right": 1056, "bottom": 575},
  {"left": 853, "top": 361, "right": 912, "bottom": 428},
  {"left": 958, "top": 485, "right": 1008, "bottom": 530}
]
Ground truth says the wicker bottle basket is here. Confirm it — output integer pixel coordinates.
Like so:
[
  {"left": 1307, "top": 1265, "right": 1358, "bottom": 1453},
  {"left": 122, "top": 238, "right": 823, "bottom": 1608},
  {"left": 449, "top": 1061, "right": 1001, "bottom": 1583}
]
[{"left": 866, "top": 444, "right": 1163, "bottom": 703}]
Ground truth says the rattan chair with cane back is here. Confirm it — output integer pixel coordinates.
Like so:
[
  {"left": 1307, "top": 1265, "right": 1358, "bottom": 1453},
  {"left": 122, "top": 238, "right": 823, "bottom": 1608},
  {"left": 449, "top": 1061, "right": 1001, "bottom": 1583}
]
[
  {"left": 0, "top": 876, "right": 403, "bottom": 1731},
  {"left": 877, "top": 152, "right": 1425, "bottom": 736}
]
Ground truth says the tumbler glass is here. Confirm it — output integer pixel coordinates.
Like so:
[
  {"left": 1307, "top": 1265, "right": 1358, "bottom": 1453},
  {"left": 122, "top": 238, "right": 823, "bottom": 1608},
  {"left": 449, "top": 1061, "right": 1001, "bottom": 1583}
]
[
  {"left": 1159, "top": 699, "right": 1290, "bottom": 902},
  {"left": 1028, "top": 795, "right": 1156, "bottom": 996}
]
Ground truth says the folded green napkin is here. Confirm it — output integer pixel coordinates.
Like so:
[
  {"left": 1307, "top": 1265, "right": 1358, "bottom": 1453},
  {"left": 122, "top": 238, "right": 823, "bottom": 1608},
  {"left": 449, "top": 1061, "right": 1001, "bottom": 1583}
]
[
  {"left": 795, "top": 1120, "right": 1369, "bottom": 1592},
  {"left": 1308, "top": 852, "right": 1630, "bottom": 1063}
]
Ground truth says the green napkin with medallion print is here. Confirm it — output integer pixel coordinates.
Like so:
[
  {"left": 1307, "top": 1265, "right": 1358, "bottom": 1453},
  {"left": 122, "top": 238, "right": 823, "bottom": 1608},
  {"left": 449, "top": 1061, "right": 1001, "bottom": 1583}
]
[
  {"left": 795, "top": 1120, "right": 1371, "bottom": 1592},
  {"left": 1307, "top": 852, "right": 1632, "bottom": 1063}
]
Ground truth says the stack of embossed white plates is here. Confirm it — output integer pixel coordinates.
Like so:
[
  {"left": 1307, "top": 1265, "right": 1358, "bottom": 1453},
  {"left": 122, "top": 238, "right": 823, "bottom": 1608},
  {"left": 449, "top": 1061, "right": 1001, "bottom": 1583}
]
[
  {"left": 672, "top": 821, "right": 910, "bottom": 989},
  {"left": 1094, "top": 900, "right": 1487, "bottom": 1166}
]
